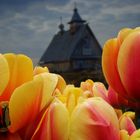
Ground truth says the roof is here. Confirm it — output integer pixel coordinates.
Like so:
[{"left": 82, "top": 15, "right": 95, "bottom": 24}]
[
  {"left": 39, "top": 24, "right": 102, "bottom": 64},
  {"left": 68, "top": 8, "right": 86, "bottom": 24}
]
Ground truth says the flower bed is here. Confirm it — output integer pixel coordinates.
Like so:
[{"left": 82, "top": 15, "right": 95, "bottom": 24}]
[{"left": 0, "top": 27, "right": 140, "bottom": 140}]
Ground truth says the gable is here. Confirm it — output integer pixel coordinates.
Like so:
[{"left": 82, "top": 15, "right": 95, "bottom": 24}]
[{"left": 71, "top": 25, "right": 102, "bottom": 59}]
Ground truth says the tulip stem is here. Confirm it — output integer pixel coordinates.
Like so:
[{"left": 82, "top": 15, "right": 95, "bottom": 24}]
[{"left": 134, "top": 111, "right": 140, "bottom": 129}]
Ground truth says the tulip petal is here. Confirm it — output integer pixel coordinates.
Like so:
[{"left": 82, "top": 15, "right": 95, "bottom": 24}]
[
  {"left": 120, "top": 130, "right": 129, "bottom": 140},
  {"left": 70, "top": 97, "right": 120, "bottom": 140},
  {"left": 1, "top": 53, "right": 33, "bottom": 101},
  {"left": 92, "top": 82, "right": 109, "bottom": 102},
  {"left": 9, "top": 76, "right": 42, "bottom": 132},
  {"left": 55, "top": 75, "right": 66, "bottom": 93},
  {"left": 0, "top": 54, "right": 9, "bottom": 96},
  {"left": 119, "top": 117, "right": 136, "bottom": 135},
  {"left": 66, "top": 87, "right": 82, "bottom": 114},
  {"left": 33, "top": 66, "right": 49, "bottom": 75},
  {"left": 117, "top": 31, "right": 140, "bottom": 101},
  {"left": 18, "top": 107, "right": 48, "bottom": 140},
  {"left": 31, "top": 99, "right": 69, "bottom": 140},
  {"left": 9, "top": 73, "right": 59, "bottom": 132},
  {"left": 134, "top": 27, "right": 140, "bottom": 32},
  {"left": 108, "top": 86, "right": 128, "bottom": 108},
  {"left": 80, "top": 79, "right": 94, "bottom": 92},
  {"left": 119, "top": 112, "right": 136, "bottom": 135},
  {"left": 102, "top": 38, "right": 127, "bottom": 99},
  {"left": 108, "top": 86, "right": 119, "bottom": 107},
  {"left": 117, "top": 28, "right": 133, "bottom": 47},
  {"left": 114, "top": 109, "right": 123, "bottom": 119},
  {"left": 80, "top": 79, "right": 94, "bottom": 97},
  {"left": 35, "top": 73, "right": 58, "bottom": 110},
  {"left": 129, "top": 129, "right": 140, "bottom": 140},
  {"left": 123, "top": 112, "right": 135, "bottom": 120}
]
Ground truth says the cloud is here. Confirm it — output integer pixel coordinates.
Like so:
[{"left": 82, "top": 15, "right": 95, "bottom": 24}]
[
  {"left": 76, "top": 0, "right": 140, "bottom": 44},
  {"left": 0, "top": 0, "right": 140, "bottom": 65},
  {"left": 0, "top": 1, "right": 59, "bottom": 64}
]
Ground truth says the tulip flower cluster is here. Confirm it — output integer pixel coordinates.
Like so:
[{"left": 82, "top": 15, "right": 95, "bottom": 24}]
[
  {"left": 102, "top": 27, "right": 140, "bottom": 109},
  {"left": 0, "top": 52, "right": 140, "bottom": 140}
]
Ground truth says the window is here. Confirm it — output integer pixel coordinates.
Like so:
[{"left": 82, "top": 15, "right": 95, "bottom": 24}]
[{"left": 82, "top": 37, "right": 92, "bottom": 55}]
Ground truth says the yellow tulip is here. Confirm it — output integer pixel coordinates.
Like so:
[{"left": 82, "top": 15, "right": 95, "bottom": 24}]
[{"left": 0, "top": 53, "right": 66, "bottom": 139}]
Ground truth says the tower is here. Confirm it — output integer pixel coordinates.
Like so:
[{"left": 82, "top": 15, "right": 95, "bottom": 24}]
[{"left": 68, "top": 6, "right": 86, "bottom": 34}]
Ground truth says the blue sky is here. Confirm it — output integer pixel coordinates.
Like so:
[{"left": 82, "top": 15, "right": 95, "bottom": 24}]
[{"left": 0, "top": 0, "right": 140, "bottom": 65}]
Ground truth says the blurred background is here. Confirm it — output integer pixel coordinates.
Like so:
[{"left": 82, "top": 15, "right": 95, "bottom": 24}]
[{"left": 0, "top": 0, "right": 140, "bottom": 65}]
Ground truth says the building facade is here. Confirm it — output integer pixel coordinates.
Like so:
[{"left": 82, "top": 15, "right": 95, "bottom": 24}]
[{"left": 39, "top": 7, "right": 105, "bottom": 85}]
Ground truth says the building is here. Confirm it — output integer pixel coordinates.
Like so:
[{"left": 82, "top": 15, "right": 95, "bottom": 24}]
[{"left": 39, "top": 7, "right": 105, "bottom": 85}]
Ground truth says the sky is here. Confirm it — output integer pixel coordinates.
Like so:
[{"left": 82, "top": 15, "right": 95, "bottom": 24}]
[{"left": 0, "top": 0, "right": 140, "bottom": 65}]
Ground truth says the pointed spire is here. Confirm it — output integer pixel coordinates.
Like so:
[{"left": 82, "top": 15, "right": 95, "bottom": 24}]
[
  {"left": 58, "top": 16, "right": 64, "bottom": 34},
  {"left": 74, "top": 2, "right": 77, "bottom": 10},
  {"left": 68, "top": 3, "right": 86, "bottom": 24}
]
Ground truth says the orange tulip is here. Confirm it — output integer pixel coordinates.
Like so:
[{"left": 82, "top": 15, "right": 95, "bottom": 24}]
[
  {"left": 0, "top": 53, "right": 66, "bottom": 139},
  {"left": 1, "top": 52, "right": 140, "bottom": 140},
  {"left": 108, "top": 86, "right": 128, "bottom": 108},
  {"left": 119, "top": 112, "right": 136, "bottom": 135},
  {"left": 70, "top": 97, "right": 120, "bottom": 140},
  {"left": 81, "top": 81, "right": 128, "bottom": 109},
  {"left": 102, "top": 27, "right": 140, "bottom": 102},
  {"left": 30, "top": 84, "right": 120, "bottom": 140},
  {"left": 31, "top": 98, "right": 69, "bottom": 140},
  {"left": 0, "top": 53, "right": 33, "bottom": 137},
  {"left": 0, "top": 53, "right": 33, "bottom": 101},
  {"left": 8, "top": 72, "right": 66, "bottom": 135}
]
